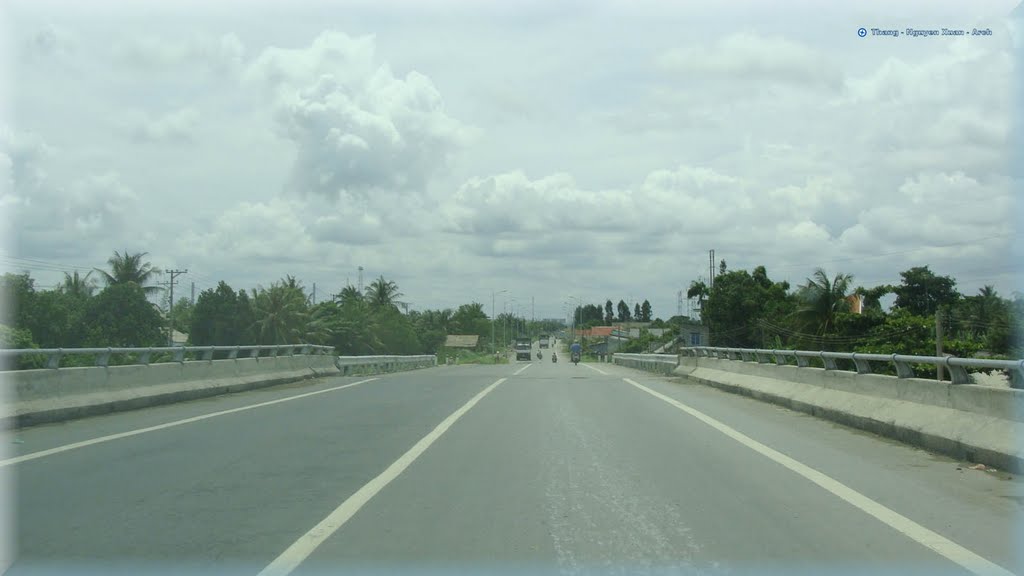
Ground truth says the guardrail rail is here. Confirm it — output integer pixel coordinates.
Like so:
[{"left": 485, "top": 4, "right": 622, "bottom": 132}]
[
  {"left": 0, "top": 345, "right": 336, "bottom": 370},
  {"left": 680, "top": 347, "right": 1024, "bottom": 387}
]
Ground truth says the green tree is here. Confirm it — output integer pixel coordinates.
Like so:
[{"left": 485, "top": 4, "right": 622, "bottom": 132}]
[
  {"left": 252, "top": 281, "right": 310, "bottom": 345},
  {"left": 170, "top": 297, "right": 194, "bottom": 334},
  {"left": 634, "top": 302, "right": 641, "bottom": 321},
  {"left": 687, "top": 280, "right": 709, "bottom": 317},
  {"left": 0, "top": 273, "right": 35, "bottom": 328},
  {"left": 703, "top": 267, "right": 796, "bottom": 348},
  {"left": 893, "top": 266, "right": 959, "bottom": 317},
  {"left": 794, "top": 268, "right": 854, "bottom": 336},
  {"left": 719, "top": 260, "right": 727, "bottom": 276},
  {"left": 94, "top": 250, "right": 163, "bottom": 295},
  {"left": 605, "top": 300, "right": 614, "bottom": 324},
  {"left": 616, "top": 299, "right": 630, "bottom": 322},
  {"left": 640, "top": 299, "right": 652, "bottom": 322},
  {"left": 0, "top": 323, "right": 45, "bottom": 369},
  {"left": 366, "top": 275, "right": 404, "bottom": 311},
  {"left": 80, "top": 282, "right": 164, "bottom": 347},
  {"left": 26, "top": 289, "right": 88, "bottom": 348},
  {"left": 59, "top": 270, "right": 98, "bottom": 299},
  {"left": 855, "top": 285, "right": 894, "bottom": 314}
]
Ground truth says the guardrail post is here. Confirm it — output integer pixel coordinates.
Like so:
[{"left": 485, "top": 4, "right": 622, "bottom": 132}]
[
  {"left": 203, "top": 346, "right": 214, "bottom": 361},
  {"left": 795, "top": 354, "right": 809, "bottom": 368},
  {"left": 96, "top": 348, "right": 112, "bottom": 367},
  {"left": 250, "top": 347, "right": 260, "bottom": 359},
  {"left": 229, "top": 346, "right": 240, "bottom": 360},
  {"left": 820, "top": 351, "right": 838, "bottom": 371},
  {"left": 851, "top": 353, "right": 872, "bottom": 375},
  {"left": 46, "top": 349, "right": 63, "bottom": 369},
  {"left": 945, "top": 357, "right": 970, "bottom": 385},
  {"left": 754, "top": 350, "right": 769, "bottom": 364},
  {"left": 174, "top": 347, "right": 185, "bottom": 363},
  {"left": 892, "top": 355, "right": 915, "bottom": 379},
  {"left": 772, "top": 350, "right": 787, "bottom": 366},
  {"left": 140, "top": 348, "right": 153, "bottom": 365}
]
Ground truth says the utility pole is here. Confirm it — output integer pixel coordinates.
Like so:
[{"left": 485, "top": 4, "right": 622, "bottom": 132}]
[
  {"left": 357, "top": 266, "right": 364, "bottom": 293},
  {"left": 165, "top": 269, "right": 188, "bottom": 346},
  {"left": 936, "top": 310, "right": 944, "bottom": 381},
  {"left": 191, "top": 282, "right": 195, "bottom": 306},
  {"left": 709, "top": 250, "right": 715, "bottom": 289},
  {"left": 312, "top": 282, "right": 316, "bottom": 305}
]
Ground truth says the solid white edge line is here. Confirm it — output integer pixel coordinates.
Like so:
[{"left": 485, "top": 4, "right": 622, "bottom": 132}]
[
  {"left": 622, "top": 377, "right": 1016, "bottom": 576},
  {"left": 583, "top": 363, "right": 608, "bottom": 375},
  {"left": 1, "top": 378, "right": 380, "bottom": 468},
  {"left": 257, "top": 377, "right": 507, "bottom": 576},
  {"left": 513, "top": 363, "right": 532, "bottom": 375}
]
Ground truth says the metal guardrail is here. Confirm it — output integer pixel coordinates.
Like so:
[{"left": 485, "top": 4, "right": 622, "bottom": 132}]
[
  {"left": 334, "top": 355, "right": 437, "bottom": 374},
  {"left": 0, "top": 345, "right": 336, "bottom": 369},
  {"left": 680, "top": 347, "right": 1024, "bottom": 386}
]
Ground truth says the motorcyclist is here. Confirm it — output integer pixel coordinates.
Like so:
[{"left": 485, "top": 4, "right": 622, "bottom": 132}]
[
  {"left": 570, "top": 341, "right": 582, "bottom": 363},
  {"left": 552, "top": 351, "right": 558, "bottom": 362},
  {"left": 537, "top": 349, "right": 543, "bottom": 360}
]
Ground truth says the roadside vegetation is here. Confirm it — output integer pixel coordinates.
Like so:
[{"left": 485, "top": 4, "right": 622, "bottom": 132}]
[{"left": 2, "top": 252, "right": 1021, "bottom": 374}]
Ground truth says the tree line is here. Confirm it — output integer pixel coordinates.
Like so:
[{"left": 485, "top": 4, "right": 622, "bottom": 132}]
[
  {"left": 0, "top": 250, "right": 563, "bottom": 367},
  {"left": 572, "top": 299, "right": 655, "bottom": 326},
  {"left": 685, "top": 261, "right": 1023, "bottom": 361}
]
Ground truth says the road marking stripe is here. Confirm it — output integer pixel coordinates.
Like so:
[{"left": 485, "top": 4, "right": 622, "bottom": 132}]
[
  {"left": 1, "top": 378, "right": 379, "bottom": 468},
  {"left": 623, "top": 377, "right": 1015, "bottom": 576},
  {"left": 258, "top": 377, "right": 506, "bottom": 576},
  {"left": 583, "top": 363, "right": 608, "bottom": 375},
  {"left": 513, "top": 363, "right": 532, "bottom": 375}
]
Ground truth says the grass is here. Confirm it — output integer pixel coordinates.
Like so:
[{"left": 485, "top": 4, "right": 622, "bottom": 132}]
[{"left": 441, "top": 349, "right": 510, "bottom": 365}]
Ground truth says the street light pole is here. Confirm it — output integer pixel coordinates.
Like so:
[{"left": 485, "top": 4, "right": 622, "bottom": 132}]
[{"left": 491, "top": 289, "right": 507, "bottom": 353}]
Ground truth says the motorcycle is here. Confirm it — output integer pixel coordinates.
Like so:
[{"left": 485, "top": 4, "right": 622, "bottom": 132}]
[
  {"left": 552, "top": 353, "right": 558, "bottom": 363},
  {"left": 571, "top": 352, "right": 581, "bottom": 366},
  {"left": 537, "top": 350, "right": 543, "bottom": 360}
]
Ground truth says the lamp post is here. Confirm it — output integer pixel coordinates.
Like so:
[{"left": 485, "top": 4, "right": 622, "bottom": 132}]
[{"left": 492, "top": 289, "right": 507, "bottom": 353}]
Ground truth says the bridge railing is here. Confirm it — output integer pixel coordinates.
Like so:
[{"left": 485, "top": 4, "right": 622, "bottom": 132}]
[
  {"left": 0, "top": 345, "right": 336, "bottom": 370},
  {"left": 681, "top": 347, "right": 1024, "bottom": 387}
]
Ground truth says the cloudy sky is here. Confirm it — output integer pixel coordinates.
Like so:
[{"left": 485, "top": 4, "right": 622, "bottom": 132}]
[{"left": 1, "top": 0, "right": 1021, "bottom": 321}]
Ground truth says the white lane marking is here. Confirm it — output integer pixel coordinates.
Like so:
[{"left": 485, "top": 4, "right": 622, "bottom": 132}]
[
  {"left": 258, "top": 377, "right": 506, "bottom": 576},
  {"left": 1, "top": 378, "right": 379, "bottom": 468},
  {"left": 623, "top": 377, "right": 1016, "bottom": 576},
  {"left": 513, "top": 363, "right": 532, "bottom": 376},
  {"left": 583, "top": 363, "right": 608, "bottom": 375}
]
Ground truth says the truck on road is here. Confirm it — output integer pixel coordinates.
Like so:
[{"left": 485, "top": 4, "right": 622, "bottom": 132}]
[
  {"left": 539, "top": 334, "right": 550, "bottom": 349},
  {"left": 515, "top": 338, "right": 532, "bottom": 361}
]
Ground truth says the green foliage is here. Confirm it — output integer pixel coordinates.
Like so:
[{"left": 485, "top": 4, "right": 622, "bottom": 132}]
[
  {"left": 795, "top": 268, "right": 854, "bottom": 336},
  {"left": 94, "top": 250, "right": 163, "bottom": 295},
  {"left": 80, "top": 282, "right": 164, "bottom": 347},
  {"left": 703, "top": 266, "right": 795, "bottom": 348},
  {"left": 191, "top": 282, "right": 250, "bottom": 349},
  {"left": 616, "top": 300, "right": 630, "bottom": 322},
  {"left": 640, "top": 300, "right": 652, "bottom": 323},
  {"left": 170, "top": 297, "right": 194, "bottom": 334},
  {"left": 251, "top": 280, "right": 310, "bottom": 345},
  {"left": 893, "top": 266, "right": 959, "bottom": 317},
  {"left": 605, "top": 300, "right": 614, "bottom": 324},
  {"left": 0, "top": 273, "right": 35, "bottom": 328},
  {"left": 853, "top": 309, "right": 935, "bottom": 376},
  {"left": 0, "top": 324, "right": 44, "bottom": 369}
]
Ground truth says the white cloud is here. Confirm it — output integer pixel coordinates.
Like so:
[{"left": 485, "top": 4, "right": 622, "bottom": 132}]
[
  {"left": 658, "top": 32, "right": 843, "bottom": 90},
  {"left": 246, "top": 31, "right": 475, "bottom": 203},
  {"left": 115, "top": 32, "right": 245, "bottom": 75},
  {"left": 120, "top": 107, "right": 200, "bottom": 143}
]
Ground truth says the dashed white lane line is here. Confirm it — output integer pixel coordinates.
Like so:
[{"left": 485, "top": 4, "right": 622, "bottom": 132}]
[
  {"left": 623, "top": 377, "right": 1016, "bottom": 576},
  {"left": 258, "top": 377, "right": 506, "bottom": 576},
  {"left": 1, "top": 378, "right": 379, "bottom": 468}
]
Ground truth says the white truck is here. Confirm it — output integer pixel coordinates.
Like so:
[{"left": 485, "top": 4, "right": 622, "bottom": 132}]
[{"left": 539, "top": 334, "right": 550, "bottom": 349}]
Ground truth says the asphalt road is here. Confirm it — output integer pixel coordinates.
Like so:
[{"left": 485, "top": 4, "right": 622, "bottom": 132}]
[{"left": 4, "top": 348, "right": 1022, "bottom": 575}]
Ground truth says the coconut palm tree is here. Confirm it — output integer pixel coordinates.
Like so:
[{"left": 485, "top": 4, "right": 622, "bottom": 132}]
[
  {"left": 795, "top": 268, "right": 854, "bottom": 336},
  {"left": 251, "top": 282, "right": 310, "bottom": 345},
  {"left": 366, "top": 275, "right": 404, "bottom": 310},
  {"left": 94, "top": 250, "right": 162, "bottom": 295},
  {"left": 335, "top": 285, "right": 365, "bottom": 307},
  {"left": 60, "top": 270, "right": 98, "bottom": 298}
]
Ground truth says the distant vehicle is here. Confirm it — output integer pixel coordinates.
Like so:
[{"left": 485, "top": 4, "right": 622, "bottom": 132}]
[
  {"left": 515, "top": 338, "right": 532, "bottom": 361},
  {"left": 539, "top": 334, "right": 550, "bottom": 348}
]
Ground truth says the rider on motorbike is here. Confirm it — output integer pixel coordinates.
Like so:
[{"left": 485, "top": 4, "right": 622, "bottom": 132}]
[{"left": 570, "top": 341, "right": 582, "bottom": 363}]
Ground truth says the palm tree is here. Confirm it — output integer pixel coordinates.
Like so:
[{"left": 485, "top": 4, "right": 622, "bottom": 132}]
[
  {"left": 795, "top": 268, "right": 854, "bottom": 336},
  {"left": 251, "top": 282, "right": 310, "bottom": 345},
  {"left": 335, "top": 285, "right": 365, "bottom": 308},
  {"left": 366, "top": 275, "right": 404, "bottom": 310},
  {"left": 94, "top": 250, "right": 162, "bottom": 295},
  {"left": 60, "top": 270, "right": 98, "bottom": 298}
]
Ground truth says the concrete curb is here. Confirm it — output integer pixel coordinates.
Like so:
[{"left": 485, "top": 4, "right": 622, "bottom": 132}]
[
  {"left": 673, "top": 368, "right": 1024, "bottom": 474},
  {"left": 6, "top": 367, "right": 331, "bottom": 429}
]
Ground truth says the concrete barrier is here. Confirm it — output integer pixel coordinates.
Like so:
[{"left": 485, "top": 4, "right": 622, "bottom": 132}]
[
  {"left": 4, "top": 355, "right": 340, "bottom": 428},
  {"left": 616, "top": 353, "right": 1024, "bottom": 473}
]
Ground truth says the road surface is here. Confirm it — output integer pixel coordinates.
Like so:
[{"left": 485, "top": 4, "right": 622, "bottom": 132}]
[{"left": 4, "top": 354, "right": 1022, "bottom": 575}]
